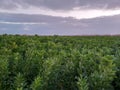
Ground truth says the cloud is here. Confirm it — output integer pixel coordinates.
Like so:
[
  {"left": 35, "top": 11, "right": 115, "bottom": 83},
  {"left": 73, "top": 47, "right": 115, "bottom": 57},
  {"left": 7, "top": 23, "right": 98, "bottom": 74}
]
[
  {"left": 0, "top": 13, "right": 120, "bottom": 35},
  {"left": 1, "top": 0, "right": 120, "bottom": 10},
  {"left": 1, "top": 0, "right": 120, "bottom": 20},
  {"left": 0, "top": 12, "right": 68, "bottom": 24},
  {"left": 1, "top": 7, "right": 120, "bottom": 20},
  {"left": 0, "top": 0, "right": 18, "bottom": 9},
  {"left": 0, "top": 0, "right": 120, "bottom": 35},
  {"left": 23, "top": 26, "right": 30, "bottom": 31},
  {"left": 0, "top": 21, "right": 47, "bottom": 25}
]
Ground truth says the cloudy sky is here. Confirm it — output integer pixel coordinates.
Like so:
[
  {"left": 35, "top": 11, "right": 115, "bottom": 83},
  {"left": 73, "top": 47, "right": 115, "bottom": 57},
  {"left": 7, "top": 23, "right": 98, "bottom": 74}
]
[{"left": 0, "top": 0, "right": 120, "bottom": 35}]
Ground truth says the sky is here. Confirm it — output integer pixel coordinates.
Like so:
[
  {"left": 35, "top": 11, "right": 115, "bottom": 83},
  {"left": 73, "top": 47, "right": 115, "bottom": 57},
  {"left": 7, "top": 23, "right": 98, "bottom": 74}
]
[{"left": 0, "top": 0, "right": 120, "bottom": 35}]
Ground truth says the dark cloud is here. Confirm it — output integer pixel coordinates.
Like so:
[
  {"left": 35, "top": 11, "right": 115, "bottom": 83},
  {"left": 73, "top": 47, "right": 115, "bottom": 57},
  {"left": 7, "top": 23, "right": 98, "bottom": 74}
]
[
  {"left": 77, "top": 0, "right": 120, "bottom": 9},
  {"left": 0, "top": 13, "right": 81, "bottom": 25},
  {"left": 0, "top": 0, "right": 120, "bottom": 10},
  {"left": 0, "top": 0, "right": 17, "bottom": 9},
  {"left": 79, "top": 15, "right": 120, "bottom": 35},
  {"left": 0, "top": 13, "right": 120, "bottom": 35},
  {"left": 0, "top": 0, "right": 120, "bottom": 35}
]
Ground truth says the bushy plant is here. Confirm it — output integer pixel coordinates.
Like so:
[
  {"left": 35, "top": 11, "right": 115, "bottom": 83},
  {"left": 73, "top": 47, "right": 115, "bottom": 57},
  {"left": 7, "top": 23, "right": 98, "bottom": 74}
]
[{"left": 0, "top": 35, "right": 119, "bottom": 90}]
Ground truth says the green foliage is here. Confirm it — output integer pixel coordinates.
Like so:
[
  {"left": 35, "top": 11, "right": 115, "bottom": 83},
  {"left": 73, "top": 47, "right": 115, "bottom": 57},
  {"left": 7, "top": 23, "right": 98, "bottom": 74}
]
[
  {"left": 77, "top": 75, "right": 88, "bottom": 90},
  {"left": 0, "top": 56, "right": 9, "bottom": 89},
  {"left": 0, "top": 35, "right": 120, "bottom": 90},
  {"left": 14, "top": 73, "right": 24, "bottom": 90},
  {"left": 112, "top": 48, "right": 120, "bottom": 90},
  {"left": 31, "top": 76, "right": 42, "bottom": 90}
]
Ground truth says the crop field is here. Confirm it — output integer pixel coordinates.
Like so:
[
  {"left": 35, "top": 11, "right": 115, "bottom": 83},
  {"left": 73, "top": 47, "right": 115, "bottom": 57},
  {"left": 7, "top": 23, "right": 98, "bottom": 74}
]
[{"left": 0, "top": 35, "right": 120, "bottom": 90}]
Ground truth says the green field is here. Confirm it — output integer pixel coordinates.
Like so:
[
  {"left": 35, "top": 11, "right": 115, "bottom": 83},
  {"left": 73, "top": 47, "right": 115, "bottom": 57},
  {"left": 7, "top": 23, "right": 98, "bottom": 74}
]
[{"left": 0, "top": 35, "right": 120, "bottom": 90}]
